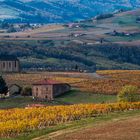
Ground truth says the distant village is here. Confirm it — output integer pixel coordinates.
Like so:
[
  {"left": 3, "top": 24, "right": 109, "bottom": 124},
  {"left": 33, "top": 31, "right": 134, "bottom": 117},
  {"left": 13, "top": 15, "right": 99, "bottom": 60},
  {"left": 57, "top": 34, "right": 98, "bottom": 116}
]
[
  {"left": 0, "top": 22, "right": 42, "bottom": 33},
  {"left": 0, "top": 55, "right": 71, "bottom": 101}
]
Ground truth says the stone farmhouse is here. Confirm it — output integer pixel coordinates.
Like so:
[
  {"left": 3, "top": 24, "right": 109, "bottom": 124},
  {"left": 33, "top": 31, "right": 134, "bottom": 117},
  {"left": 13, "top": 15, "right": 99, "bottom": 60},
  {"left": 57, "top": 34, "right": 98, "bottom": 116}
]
[
  {"left": 32, "top": 79, "right": 71, "bottom": 101},
  {"left": 0, "top": 55, "right": 20, "bottom": 73}
]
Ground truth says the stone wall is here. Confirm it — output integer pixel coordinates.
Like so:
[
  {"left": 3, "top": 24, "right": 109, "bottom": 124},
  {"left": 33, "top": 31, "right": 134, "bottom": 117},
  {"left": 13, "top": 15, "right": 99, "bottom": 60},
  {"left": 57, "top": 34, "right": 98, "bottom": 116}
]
[
  {"left": 32, "top": 84, "right": 71, "bottom": 101},
  {"left": 53, "top": 84, "right": 71, "bottom": 97},
  {"left": 32, "top": 85, "right": 53, "bottom": 100}
]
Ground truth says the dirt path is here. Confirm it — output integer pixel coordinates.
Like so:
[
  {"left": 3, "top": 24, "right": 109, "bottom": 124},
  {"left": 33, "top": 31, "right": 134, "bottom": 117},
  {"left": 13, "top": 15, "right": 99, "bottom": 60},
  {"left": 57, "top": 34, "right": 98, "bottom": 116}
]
[
  {"left": 34, "top": 116, "right": 140, "bottom": 140},
  {"left": 53, "top": 117, "right": 140, "bottom": 140}
]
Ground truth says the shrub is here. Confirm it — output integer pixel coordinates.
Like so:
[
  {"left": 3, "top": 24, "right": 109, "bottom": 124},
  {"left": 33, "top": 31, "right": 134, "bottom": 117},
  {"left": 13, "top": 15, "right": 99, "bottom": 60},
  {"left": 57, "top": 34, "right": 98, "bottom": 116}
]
[
  {"left": 21, "top": 86, "right": 32, "bottom": 96},
  {"left": 117, "top": 85, "right": 139, "bottom": 102},
  {"left": 95, "top": 13, "right": 113, "bottom": 20}
]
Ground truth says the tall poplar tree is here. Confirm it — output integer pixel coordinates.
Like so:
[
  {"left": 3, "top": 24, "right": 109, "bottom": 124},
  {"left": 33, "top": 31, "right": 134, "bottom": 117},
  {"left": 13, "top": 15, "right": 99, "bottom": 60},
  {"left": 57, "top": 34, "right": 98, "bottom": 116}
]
[{"left": 0, "top": 76, "right": 8, "bottom": 95}]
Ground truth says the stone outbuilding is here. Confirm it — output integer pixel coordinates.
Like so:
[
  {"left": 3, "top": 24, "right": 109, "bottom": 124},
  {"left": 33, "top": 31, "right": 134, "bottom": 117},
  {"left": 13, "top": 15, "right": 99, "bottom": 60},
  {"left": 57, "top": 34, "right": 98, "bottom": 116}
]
[
  {"left": 9, "top": 84, "right": 22, "bottom": 96},
  {"left": 0, "top": 55, "right": 20, "bottom": 73},
  {"left": 32, "top": 79, "right": 71, "bottom": 101}
]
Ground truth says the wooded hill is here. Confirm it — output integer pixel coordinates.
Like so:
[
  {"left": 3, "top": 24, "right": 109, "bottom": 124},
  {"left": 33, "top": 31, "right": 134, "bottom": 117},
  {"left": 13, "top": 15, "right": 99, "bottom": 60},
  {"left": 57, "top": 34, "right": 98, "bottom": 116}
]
[{"left": 1, "top": 9, "right": 140, "bottom": 71}]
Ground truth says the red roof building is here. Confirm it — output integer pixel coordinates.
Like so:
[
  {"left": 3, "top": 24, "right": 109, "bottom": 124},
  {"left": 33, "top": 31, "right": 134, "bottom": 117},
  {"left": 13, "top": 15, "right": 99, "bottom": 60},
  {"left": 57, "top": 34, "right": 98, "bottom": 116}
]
[
  {"left": 33, "top": 79, "right": 61, "bottom": 85},
  {"left": 32, "top": 79, "right": 71, "bottom": 101}
]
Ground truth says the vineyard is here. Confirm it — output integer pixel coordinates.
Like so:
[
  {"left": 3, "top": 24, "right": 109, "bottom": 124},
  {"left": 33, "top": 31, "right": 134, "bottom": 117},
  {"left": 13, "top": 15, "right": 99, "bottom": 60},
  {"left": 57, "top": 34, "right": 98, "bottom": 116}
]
[
  {"left": 4, "top": 70, "right": 140, "bottom": 95},
  {"left": 97, "top": 70, "right": 140, "bottom": 81},
  {"left": 0, "top": 102, "right": 140, "bottom": 137},
  {"left": 0, "top": 70, "right": 140, "bottom": 138},
  {"left": 74, "top": 70, "right": 140, "bottom": 94},
  {"left": 4, "top": 72, "right": 86, "bottom": 86}
]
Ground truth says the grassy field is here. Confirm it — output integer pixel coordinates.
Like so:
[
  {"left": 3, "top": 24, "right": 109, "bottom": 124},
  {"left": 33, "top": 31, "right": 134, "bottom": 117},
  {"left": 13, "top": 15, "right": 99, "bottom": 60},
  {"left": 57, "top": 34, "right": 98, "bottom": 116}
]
[
  {"left": 56, "top": 90, "right": 116, "bottom": 104},
  {"left": 0, "top": 96, "right": 33, "bottom": 109},
  {"left": 0, "top": 90, "right": 117, "bottom": 109},
  {"left": 1, "top": 110, "right": 140, "bottom": 140},
  {"left": 0, "top": 96, "right": 60, "bottom": 109}
]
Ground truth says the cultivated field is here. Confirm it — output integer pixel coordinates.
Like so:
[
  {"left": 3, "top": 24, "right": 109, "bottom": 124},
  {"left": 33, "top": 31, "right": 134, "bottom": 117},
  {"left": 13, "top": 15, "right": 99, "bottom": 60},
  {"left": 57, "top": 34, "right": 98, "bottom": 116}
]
[
  {"left": 0, "top": 24, "right": 65, "bottom": 40},
  {"left": 4, "top": 72, "right": 86, "bottom": 86},
  {"left": 0, "top": 70, "right": 139, "bottom": 139},
  {"left": 0, "top": 102, "right": 140, "bottom": 138},
  {"left": 1, "top": 10, "right": 140, "bottom": 70},
  {"left": 74, "top": 70, "right": 140, "bottom": 94},
  {"left": 0, "top": 8, "right": 140, "bottom": 140},
  {"left": 4, "top": 70, "right": 140, "bottom": 95},
  {"left": 0, "top": 70, "right": 139, "bottom": 108},
  {"left": 1, "top": 9, "right": 140, "bottom": 44}
]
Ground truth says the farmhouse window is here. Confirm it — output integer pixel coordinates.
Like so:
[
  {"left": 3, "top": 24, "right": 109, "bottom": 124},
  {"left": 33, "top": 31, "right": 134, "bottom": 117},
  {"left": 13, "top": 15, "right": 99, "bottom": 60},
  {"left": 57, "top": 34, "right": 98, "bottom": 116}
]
[
  {"left": 15, "top": 61, "right": 16, "bottom": 67},
  {"left": 3, "top": 62, "right": 5, "bottom": 68},
  {"left": 9, "top": 62, "right": 11, "bottom": 68},
  {"left": 36, "top": 88, "right": 38, "bottom": 92},
  {"left": 46, "top": 87, "right": 48, "bottom": 91}
]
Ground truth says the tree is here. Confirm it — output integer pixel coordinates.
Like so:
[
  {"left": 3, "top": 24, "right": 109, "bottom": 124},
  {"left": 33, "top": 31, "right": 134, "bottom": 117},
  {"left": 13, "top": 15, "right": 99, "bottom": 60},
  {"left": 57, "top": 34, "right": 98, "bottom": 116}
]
[
  {"left": 7, "top": 26, "right": 16, "bottom": 33},
  {"left": 21, "top": 86, "right": 32, "bottom": 96},
  {"left": 0, "top": 76, "right": 8, "bottom": 95},
  {"left": 117, "top": 85, "right": 139, "bottom": 102},
  {"left": 75, "top": 64, "right": 79, "bottom": 71},
  {"left": 0, "top": 22, "right": 9, "bottom": 29}
]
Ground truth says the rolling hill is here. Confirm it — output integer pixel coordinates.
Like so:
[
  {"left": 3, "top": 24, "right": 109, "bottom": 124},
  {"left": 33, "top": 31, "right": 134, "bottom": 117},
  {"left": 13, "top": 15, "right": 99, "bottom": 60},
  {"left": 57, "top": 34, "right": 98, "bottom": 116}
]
[
  {"left": 0, "top": 9, "right": 140, "bottom": 71},
  {"left": 0, "top": 0, "right": 140, "bottom": 23}
]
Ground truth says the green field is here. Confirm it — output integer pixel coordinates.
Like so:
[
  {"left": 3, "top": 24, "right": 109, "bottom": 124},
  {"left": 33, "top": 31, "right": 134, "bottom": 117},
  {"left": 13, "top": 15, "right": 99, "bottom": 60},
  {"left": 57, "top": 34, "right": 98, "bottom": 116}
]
[
  {"left": 0, "top": 96, "right": 34, "bottom": 109},
  {"left": 0, "top": 96, "right": 61, "bottom": 109},
  {"left": 0, "top": 90, "right": 117, "bottom": 109},
  {"left": 56, "top": 90, "right": 116, "bottom": 104}
]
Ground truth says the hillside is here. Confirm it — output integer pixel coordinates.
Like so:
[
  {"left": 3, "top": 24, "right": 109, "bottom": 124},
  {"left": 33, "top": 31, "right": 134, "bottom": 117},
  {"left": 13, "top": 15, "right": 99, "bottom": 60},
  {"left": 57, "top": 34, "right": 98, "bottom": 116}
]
[
  {"left": 0, "top": 0, "right": 140, "bottom": 23},
  {"left": 0, "top": 9, "right": 140, "bottom": 71}
]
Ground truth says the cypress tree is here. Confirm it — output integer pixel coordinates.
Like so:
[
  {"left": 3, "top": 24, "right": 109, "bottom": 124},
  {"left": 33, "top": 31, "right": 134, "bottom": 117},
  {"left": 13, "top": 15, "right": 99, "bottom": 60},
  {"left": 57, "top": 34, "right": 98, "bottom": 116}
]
[{"left": 0, "top": 76, "right": 8, "bottom": 95}]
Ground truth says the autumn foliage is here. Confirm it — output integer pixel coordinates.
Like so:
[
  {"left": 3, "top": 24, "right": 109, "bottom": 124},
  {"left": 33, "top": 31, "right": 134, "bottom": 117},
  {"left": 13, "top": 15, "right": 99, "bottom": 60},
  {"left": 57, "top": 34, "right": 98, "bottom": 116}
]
[
  {"left": 4, "top": 70, "right": 140, "bottom": 95},
  {"left": 117, "top": 85, "right": 139, "bottom": 102},
  {"left": 74, "top": 70, "right": 140, "bottom": 95},
  {"left": 0, "top": 102, "right": 140, "bottom": 137}
]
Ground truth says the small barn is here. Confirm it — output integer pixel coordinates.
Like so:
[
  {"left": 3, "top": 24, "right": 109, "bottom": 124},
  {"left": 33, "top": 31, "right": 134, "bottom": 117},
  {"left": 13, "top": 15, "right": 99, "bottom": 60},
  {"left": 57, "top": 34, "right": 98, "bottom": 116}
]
[{"left": 32, "top": 79, "right": 71, "bottom": 101}]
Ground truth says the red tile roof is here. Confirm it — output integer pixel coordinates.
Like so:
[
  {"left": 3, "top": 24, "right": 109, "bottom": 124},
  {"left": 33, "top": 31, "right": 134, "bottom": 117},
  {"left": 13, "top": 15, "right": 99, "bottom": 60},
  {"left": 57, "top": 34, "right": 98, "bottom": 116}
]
[{"left": 33, "top": 79, "right": 61, "bottom": 85}]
